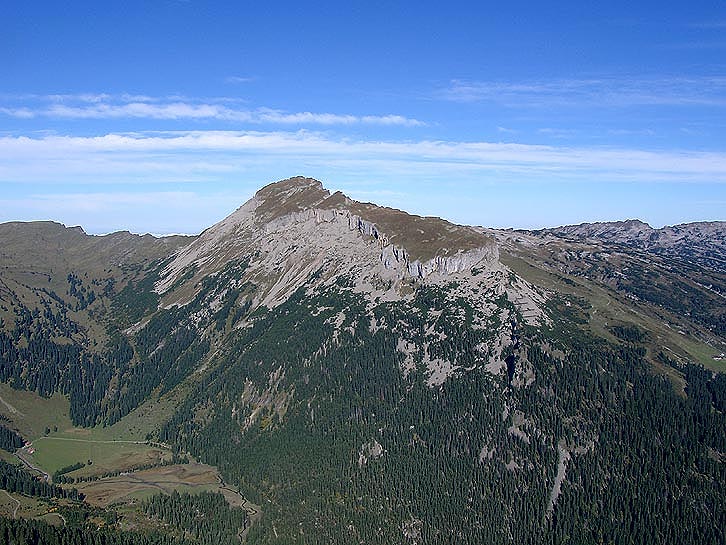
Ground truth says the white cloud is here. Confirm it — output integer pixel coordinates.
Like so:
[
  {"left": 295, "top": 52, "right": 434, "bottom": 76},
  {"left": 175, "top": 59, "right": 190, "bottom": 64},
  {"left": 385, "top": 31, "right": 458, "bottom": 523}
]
[
  {"left": 1, "top": 131, "right": 724, "bottom": 234},
  {"left": 0, "top": 94, "right": 424, "bottom": 127},
  {"left": 1, "top": 130, "right": 725, "bottom": 185},
  {"left": 254, "top": 109, "right": 424, "bottom": 126},
  {"left": 45, "top": 102, "right": 246, "bottom": 120},
  {"left": 0, "top": 107, "right": 34, "bottom": 118},
  {"left": 538, "top": 128, "right": 580, "bottom": 138},
  {"left": 225, "top": 76, "right": 257, "bottom": 84},
  {"left": 46, "top": 93, "right": 112, "bottom": 103},
  {"left": 607, "top": 128, "right": 656, "bottom": 136}
]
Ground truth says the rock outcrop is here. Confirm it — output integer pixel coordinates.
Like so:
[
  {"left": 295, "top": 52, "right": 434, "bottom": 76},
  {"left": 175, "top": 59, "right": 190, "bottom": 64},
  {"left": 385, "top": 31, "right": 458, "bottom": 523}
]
[{"left": 263, "top": 204, "right": 498, "bottom": 279}]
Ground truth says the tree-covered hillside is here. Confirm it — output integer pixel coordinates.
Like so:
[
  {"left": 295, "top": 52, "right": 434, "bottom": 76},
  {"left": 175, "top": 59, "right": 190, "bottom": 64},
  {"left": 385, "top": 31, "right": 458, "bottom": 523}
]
[{"left": 159, "top": 279, "right": 725, "bottom": 544}]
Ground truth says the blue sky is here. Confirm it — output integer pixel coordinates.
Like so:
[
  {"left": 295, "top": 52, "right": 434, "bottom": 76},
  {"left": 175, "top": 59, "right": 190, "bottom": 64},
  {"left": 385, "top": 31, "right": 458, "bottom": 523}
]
[{"left": 1, "top": 1, "right": 725, "bottom": 234}]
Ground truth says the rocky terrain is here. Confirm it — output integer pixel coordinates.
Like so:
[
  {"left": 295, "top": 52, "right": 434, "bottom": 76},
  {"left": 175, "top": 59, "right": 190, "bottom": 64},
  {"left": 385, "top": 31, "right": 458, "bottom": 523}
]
[{"left": 538, "top": 219, "right": 726, "bottom": 273}]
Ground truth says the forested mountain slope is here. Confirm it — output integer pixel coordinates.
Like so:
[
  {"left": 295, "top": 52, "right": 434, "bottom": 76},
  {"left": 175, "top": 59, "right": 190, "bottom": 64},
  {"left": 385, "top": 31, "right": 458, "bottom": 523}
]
[{"left": 0, "top": 177, "right": 723, "bottom": 544}]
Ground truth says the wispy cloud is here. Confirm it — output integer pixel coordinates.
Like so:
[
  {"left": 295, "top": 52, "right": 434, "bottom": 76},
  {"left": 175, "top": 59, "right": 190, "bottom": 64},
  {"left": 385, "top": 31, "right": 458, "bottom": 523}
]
[
  {"left": 607, "top": 128, "right": 656, "bottom": 136},
  {"left": 0, "top": 107, "right": 35, "bottom": 119},
  {"left": 254, "top": 109, "right": 424, "bottom": 126},
  {"left": 1, "top": 130, "right": 724, "bottom": 234},
  {"left": 537, "top": 128, "right": 580, "bottom": 138},
  {"left": 656, "top": 41, "right": 726, "bottom": 50},
  {"left": 47, "top": 93, "right": 113, "bottom": 103},
  {"left": 44, "top": 102, "right": 244, "bottom": 120},
  {"left": 439, "top": 76, "right": 726, "bottom": 108},
  {"left": 688, "top": 20, "right": 726, "bottom": 29},
  {"left": 1, "top": 130, "right": 725, "bottom": 186},
  {"left": 225, "top": 76, "right": 257, "bottom": 84},
  {"left": 0, "top": 94, "right": 424, "bottom": 127}
]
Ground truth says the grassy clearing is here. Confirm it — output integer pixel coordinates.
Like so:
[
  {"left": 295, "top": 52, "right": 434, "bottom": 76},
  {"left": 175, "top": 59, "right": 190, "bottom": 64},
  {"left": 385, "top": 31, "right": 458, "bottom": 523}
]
[
  {"left": 0, "top": 490, "right": 20, "bottom": 518},
  {"left": 708, "top": 358, "right": 726, "bottom": 373},
  {"left": 0, "top": 380, "right": 253, "bottom": 512},
  {"left": 29, "top": 437, "right": 170, "bottom": 477},
  {"left": 0, "top": 382, "right": 173, "bottom": 480},
  {"left": 75, "top": 462, "right": 260, "bottom": 524},
  {"left": 77, "top": 463, "right": 223, "bottom": 508},
  {"left": 0, "top": 366, "right": 185, "bottom": 442},
  {"left": 0, "top": 373, "right": 257, "bottom": 534},
  {"left": 0, "top": 450, "right": 19, "bottom": 465},
  {"left": 37, "top": 512, "right": 64, "bottom": 526}
]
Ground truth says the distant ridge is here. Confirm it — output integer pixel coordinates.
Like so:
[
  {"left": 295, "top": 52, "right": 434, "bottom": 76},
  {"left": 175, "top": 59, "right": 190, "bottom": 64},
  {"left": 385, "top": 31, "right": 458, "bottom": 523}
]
[{"left": 538, "top": 219, "right": 726, "bottom": 272}]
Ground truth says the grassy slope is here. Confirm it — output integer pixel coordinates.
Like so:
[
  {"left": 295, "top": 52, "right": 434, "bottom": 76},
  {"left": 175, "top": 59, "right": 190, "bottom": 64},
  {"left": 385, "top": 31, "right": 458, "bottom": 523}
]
[
  {"left": 0, "top": 383, "right": 71, "bottom": 440},
  {"left": 500, "top": 252, "right": 726, "bottom": 375}
]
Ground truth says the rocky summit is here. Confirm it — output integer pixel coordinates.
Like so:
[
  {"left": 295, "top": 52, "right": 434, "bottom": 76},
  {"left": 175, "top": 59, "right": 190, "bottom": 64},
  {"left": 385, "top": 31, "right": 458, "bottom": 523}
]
[
  {"left": 156, "top": 176, "right": 499, "bottom": 297},
  {"left": 0, "top": 177, "right": 724, "bottom": 545}
]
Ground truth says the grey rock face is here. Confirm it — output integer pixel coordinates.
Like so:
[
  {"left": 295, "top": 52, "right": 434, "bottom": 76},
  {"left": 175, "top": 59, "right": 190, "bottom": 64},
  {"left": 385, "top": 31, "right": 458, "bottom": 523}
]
[{"left": 270, "top": 206, "right": 499, "bottom": 279}]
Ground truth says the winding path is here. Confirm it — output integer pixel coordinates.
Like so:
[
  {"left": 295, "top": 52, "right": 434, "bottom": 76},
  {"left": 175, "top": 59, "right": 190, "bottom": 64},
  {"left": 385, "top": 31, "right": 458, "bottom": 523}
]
[
  {"left": 216, "top": 474, "right": 260, "bottom": 519},
  {"left": 1, "top": 490, "right": 20, "bottom": 519},
  {"left": 0, "top": 393, "right": 23, "bottom": 416},
  {"left": 16, "top": 448, "right": 51, "bottom": 482},
  {"left": 32, "top": 436, "right": 168, "bottom": 447}
]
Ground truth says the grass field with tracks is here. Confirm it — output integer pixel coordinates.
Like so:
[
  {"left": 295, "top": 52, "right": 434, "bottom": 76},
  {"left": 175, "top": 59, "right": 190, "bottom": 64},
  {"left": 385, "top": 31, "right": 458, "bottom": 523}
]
[
  {"left": 28, "top": 436, "right": 170, "bottom": 477},
  {"left": 0, "top": 381, "right": 257, "bottom": 525}
]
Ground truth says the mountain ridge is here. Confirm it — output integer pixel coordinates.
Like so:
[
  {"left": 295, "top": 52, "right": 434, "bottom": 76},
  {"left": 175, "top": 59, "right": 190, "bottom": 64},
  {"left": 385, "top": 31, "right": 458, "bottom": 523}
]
[
  {"left": 536, "top": 218, "right": 726, "bottom": 275},
  {"left": 155, "top": 176, "right": 502, "bottom": 310}
]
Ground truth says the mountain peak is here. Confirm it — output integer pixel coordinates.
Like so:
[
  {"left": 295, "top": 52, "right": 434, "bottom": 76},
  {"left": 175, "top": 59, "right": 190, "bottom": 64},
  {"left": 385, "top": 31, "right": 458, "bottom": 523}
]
[
  {"left": 254, "top": 175, "right": 326, "bottom": 200},
  {"left": 254, "top": 177, "right": 492, "bottom": 260},
  {"left": 253, "top": 176, "right": 331, "bottom": 222},
  {"left": 155, "top": 176, "right": 499, "bottom": 303},
  {"left": 238, "top": 176, "right": 494, "bottom": 263}
]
